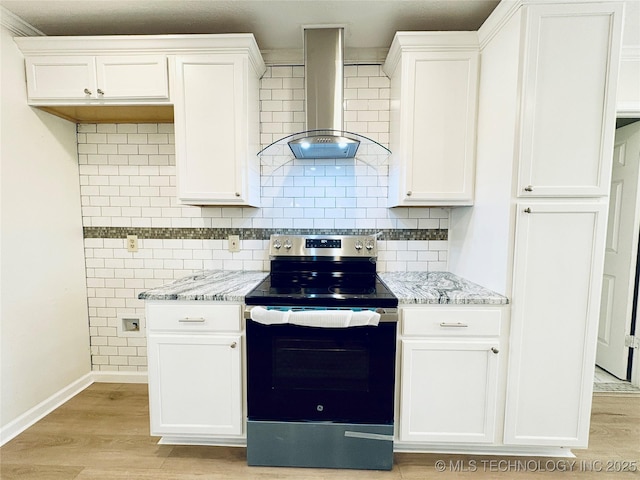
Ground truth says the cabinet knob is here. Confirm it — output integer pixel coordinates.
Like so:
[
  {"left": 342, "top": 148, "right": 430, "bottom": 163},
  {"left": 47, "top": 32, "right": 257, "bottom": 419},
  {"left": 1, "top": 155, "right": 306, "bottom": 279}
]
[
  {"left": 235, "top": 192, "right": 241, "bottom": 197},
  {"left": 406, "top": 191, "right": 412, "bottom": 197},
  {"left": 491, "top": 347, "right": 499, "bottom": 354},
  {"left": 97, "top": 88, "right": 104, "bottom": 95},
  {"left": 524, "top": 208, "right": 532, "bottom": 214},
  {"left": 83, "top": 88, "right": 92, "bottom": 95},
  {"left": 524, "top": 185, "right": 533, "bottom": 192},
  {"left": 230, "top": 341, "right": 237, "bottom": 349}
]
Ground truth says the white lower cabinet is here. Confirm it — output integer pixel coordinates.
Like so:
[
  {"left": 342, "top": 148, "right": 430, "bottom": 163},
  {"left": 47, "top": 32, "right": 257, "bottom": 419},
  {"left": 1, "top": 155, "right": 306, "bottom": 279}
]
[
  {"left": 146, "top": 302, "right": 244, "bottom": 438},
  {"left": 504, "top": 202, "right": 607, "bottom": 447},
  {"left": 398, "top": 307, "right": 502, "bottom": 444}
]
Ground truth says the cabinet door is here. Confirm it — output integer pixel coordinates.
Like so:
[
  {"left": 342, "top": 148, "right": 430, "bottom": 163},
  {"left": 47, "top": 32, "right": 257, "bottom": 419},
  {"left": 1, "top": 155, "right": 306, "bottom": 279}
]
[
  {"left": 504, "top": 202, "right": 607, "bottom": 447},
  {"left": 391, "top": 51, "right": 478, "bottom": 206},
  {"left": 147, "top": 333, "right": 243, "bottom": 436},
  {"left": 24, "top": 56, "right": 96, "bottom": 100},
  {"left": 399, "top": 338, "right": 499, "bottom": 443},
  {"left": 174, "top": 55, "right": 258, "bottom": 206},
  {"left": 96, "top": 55, "right": 168, "bottom": 99},
  {"left": 517, "top": 3, "right": 623, "bottom": 197}
]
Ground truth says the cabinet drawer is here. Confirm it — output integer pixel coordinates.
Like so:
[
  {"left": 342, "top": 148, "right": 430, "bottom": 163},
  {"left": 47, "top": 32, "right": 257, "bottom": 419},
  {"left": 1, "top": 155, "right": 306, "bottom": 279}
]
[
  {"left": 402, "top": 307, "right": 501, "bottom": 337},
  {"left": 147, "top": 302, "right": 241, "bottom": 332}
]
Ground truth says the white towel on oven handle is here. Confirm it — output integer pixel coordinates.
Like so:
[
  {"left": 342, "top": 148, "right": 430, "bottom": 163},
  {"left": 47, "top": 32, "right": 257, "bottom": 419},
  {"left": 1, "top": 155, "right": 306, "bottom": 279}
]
[{"left": 249, "top": 306, "right": 380, "bottom": 327}]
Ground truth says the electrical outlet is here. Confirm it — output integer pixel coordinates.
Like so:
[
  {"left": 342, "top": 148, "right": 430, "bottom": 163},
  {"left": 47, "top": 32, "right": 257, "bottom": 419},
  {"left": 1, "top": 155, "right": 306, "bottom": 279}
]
[
  {"left": 228, "top": 235, "right": 240, "bottom": 253},
  {"left": 127, "top": 235, "right": 138, "bottom": 253},
  {"left": 122, "top": 318, "right": 140, "bottom": 332}
]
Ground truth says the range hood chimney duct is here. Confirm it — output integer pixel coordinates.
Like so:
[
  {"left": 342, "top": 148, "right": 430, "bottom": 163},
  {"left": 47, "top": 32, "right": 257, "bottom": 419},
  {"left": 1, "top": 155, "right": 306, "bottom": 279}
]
[{"left": 287, "top": 27, "right": 360, "bottom": 159}]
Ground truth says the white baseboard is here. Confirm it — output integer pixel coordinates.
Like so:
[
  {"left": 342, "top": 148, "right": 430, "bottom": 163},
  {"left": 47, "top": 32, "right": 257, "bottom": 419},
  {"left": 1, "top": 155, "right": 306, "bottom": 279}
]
[
  {"left": 393, "top": 442, "right": 575, "bottom": 458},
  {"left": 0, "top": 372, "right": 93, "bottom": 446},
  {"left": 158, "top": 436, "right": 247, "bottom": 447},
  {"left": 91, "top": 371, "right": 148, "bottom": 384}
]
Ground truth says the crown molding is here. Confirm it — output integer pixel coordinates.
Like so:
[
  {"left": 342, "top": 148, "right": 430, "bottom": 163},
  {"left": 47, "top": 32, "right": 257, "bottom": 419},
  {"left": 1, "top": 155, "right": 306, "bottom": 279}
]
[
  {"left": 0, "top": 6, "right": 44, "bottom": 37},
  {"left": 478, "top": 0, "right": 523, "bottom": 50}
]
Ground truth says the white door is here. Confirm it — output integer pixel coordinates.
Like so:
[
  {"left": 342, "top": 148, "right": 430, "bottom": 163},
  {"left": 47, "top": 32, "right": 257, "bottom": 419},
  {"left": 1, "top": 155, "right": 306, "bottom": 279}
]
[
  {"left": 173, "top": 55, "right": 245, "bottom": 205},
  {"left": 147, "top": 333, "right": 243, "bottom": 436},
  {"left": 505, "top": 202, "right": 607, "bottom": 447},
  {"left": 24, "top": 56, "right": 96, "bottom": 99},
  {"left": 400, "top": 51, "right": 478, "bottom": 206},
  {"left": 516, "top": 3, "right": 622, "bottom": 198},
  {"left": 597, "top": 121, "right": 640, "bottom": 379},
  {"left": 96, "top": 55, "right": 168, "bottom": 99},
  {"left": 399, "top": 338, "right": 499, "bottom": 443}
]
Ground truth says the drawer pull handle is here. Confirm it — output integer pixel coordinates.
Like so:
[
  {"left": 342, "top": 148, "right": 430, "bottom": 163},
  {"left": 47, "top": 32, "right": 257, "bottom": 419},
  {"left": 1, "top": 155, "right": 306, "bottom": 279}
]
[
  {"left": 179, "top": 317, "right": 206, "bottom": 323},
  {"left": 491, "top": 347, "right": 499, "bottom": 354},
  {"left": 440, "top": 322, "right": 468, "bottom": 328},
  {"left": 230, "top": 342, "right": 237, "bottom": 349}
]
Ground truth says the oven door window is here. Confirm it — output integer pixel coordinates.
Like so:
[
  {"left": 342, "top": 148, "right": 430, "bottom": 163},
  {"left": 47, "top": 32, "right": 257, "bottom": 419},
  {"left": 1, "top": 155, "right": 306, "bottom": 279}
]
[
  {"left": 247, "top": 321, "right": 396, "bottom": 424},
  {"left": 273, "top": 337, "right": 370, "bottom": 392}
]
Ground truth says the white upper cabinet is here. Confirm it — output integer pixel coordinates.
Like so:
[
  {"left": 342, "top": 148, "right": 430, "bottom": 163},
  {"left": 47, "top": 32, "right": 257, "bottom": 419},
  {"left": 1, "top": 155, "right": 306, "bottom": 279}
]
[
  {"left": 16, "top": 35, "right": 266, "bottom": 206},
  {"left": 516, "top": 3, "right": 623, "bottom": 197},
  {"left": 173, "top": 49, "right": 264, "bottom": 206},
  {"left": 23, "top": 54, "right": 169, "bottom": 103},
  {"left": 383, "top": 33, "right": 479, "bottom": 207}
]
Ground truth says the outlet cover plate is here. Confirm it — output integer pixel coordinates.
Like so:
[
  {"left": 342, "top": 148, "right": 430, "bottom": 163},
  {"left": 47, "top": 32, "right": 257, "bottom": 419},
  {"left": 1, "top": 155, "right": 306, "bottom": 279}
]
[{"left": 228, "top": 235, "right": 240, "bottom": 252}]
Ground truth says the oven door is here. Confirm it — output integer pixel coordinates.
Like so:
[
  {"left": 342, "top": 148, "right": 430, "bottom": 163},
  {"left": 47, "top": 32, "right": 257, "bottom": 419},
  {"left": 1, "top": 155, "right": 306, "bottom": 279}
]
[{"left": 246, "top": 319, "right": 396, "bottom": 424}]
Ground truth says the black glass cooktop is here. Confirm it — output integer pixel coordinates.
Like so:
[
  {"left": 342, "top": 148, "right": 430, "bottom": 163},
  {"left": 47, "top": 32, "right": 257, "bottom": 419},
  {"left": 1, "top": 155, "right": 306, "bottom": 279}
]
[{"left": 244, "top": 274, "right": 397, "bottom": 308}]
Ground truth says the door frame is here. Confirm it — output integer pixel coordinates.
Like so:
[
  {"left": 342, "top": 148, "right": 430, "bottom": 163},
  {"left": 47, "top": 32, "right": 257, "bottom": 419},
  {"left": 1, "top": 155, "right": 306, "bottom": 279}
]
[{"left": 612, "top": 111, "right": 640, "bottom": 388}]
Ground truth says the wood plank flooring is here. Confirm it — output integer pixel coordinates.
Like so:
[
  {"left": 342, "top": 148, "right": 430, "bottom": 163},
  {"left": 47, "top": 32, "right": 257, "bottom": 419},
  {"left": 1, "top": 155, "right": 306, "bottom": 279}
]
[{"left": 1, "top": 383, "right": 638, "bottom": 479}]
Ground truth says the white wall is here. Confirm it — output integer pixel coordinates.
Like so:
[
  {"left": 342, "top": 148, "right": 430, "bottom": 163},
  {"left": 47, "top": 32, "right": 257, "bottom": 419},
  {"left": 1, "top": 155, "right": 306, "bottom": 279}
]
[
  {"left": 0, "top": 16, "right": 91, "bottom": 443},
  {"left": 448, "top": 10, "right": 522, "bottom": 295}
]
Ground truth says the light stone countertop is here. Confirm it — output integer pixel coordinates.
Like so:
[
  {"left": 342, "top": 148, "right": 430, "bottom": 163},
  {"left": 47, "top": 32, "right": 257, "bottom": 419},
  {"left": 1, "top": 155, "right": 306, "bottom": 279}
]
[
  {"left": 138, "top": 270, "right": 268, "bottom": 302},
  {"left": 379, "top": 271, "right": 509, "bottom": 305},
  {"left": 139, "top": 270, "right": 508, "bottom": 305}
]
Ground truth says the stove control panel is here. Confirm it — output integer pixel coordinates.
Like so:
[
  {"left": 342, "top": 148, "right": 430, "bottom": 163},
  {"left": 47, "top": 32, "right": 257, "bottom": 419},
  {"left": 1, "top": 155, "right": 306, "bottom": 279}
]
[{"left": 269, "top": 235, "right": 377, "bottom": 257}]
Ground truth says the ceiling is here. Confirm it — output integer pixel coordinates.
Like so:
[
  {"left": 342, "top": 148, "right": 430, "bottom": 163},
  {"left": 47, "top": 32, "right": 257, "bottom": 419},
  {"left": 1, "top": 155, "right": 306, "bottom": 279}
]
[{"left": 0, "top": 0, "right": 500, "bottom": 52}]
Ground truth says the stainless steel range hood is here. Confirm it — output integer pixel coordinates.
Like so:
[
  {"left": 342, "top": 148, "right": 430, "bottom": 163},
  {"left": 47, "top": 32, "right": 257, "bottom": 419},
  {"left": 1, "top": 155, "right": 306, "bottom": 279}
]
[{"left": 287, "top": 28, "right": 360, "bottom": 159}]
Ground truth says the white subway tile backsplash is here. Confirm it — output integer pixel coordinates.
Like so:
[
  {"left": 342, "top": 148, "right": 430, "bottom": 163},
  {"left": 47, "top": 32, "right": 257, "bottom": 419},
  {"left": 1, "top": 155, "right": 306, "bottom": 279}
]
[{"left": 79, "top": 64, "right": 448, "bottom": 372}]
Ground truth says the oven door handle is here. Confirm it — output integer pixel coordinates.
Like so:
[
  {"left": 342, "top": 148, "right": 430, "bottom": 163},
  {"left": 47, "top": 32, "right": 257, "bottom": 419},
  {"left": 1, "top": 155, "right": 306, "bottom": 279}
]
[
  {"left": 344, "top": 431, "right": 394, "bottom": 442},
  {"left": 244, "top": 306, "right": 398, "bottom": 322}
]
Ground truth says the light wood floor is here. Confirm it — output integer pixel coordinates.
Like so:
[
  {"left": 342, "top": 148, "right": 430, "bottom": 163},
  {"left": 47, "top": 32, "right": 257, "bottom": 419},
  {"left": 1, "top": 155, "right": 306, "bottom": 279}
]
[{"left": 1, "top": 383, "right": 638, "bottom": 479}]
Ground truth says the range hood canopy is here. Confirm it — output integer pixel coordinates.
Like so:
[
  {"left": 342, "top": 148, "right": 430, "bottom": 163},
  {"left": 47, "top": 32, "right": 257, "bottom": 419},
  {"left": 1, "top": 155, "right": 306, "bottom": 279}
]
[{"left": 286, "top": 27, "right": 360, "bottom": 160}]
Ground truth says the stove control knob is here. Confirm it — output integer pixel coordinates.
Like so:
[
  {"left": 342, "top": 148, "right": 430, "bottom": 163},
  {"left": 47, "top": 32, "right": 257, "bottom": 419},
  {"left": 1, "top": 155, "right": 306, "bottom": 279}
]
[
  {"left": 273, "top": 239, "right": 282, "bottom": 250},
  {"left": 365, "top": 240, "right": 374, "bottom": 251},
  {"left": 284, "top": 240, "right": 292, "bottom": 250},
  {"left": 354, "top": 240, "right": 363, "bottom": 251}
]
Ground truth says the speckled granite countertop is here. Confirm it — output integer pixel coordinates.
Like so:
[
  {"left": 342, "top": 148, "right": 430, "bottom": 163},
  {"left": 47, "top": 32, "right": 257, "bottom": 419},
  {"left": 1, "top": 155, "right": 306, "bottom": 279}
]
[
  {"left": 379, "top": 271, "right": 508, "bottom": 305},
  {"left": 138, "top": 270, "right": 268, "bottom": 302},
  {"left": 139, "top": 270, "right": 508, "bottom": 305}
]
